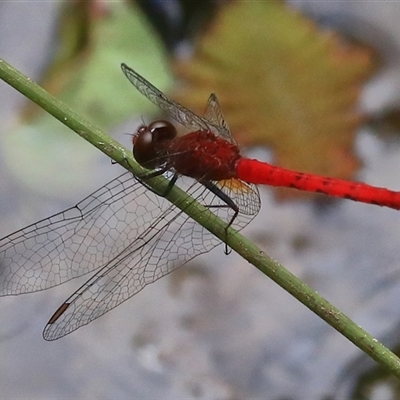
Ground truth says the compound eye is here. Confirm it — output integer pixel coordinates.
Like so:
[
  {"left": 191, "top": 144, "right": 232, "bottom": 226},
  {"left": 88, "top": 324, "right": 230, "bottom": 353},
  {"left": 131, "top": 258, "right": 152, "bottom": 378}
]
[
  {"left": 132, "top": 125, "right": 159, "bottom": 169},
  {"left": 148, "top": 120, "right": 177, "bottom": 141},
  {"left": 132, "top": 120, "right": 177, "bottom": 169}
]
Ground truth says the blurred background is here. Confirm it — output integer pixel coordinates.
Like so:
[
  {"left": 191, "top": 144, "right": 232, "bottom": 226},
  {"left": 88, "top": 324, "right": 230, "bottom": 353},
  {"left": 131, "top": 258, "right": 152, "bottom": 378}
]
[{"left": 1, "top": 1, "right": 400, "bottom": 398}]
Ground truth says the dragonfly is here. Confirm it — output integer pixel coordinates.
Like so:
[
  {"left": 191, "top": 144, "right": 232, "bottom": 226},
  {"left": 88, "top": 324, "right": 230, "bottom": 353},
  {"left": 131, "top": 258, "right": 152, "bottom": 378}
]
[
  {"left": 123, "top": 60, "right": 400, "bottom": 209},
  {"left": 0, "top": 65, "right": 261, "bottom": 341},
  {"left": 1, "top": 63, "right": 400, "bottom": 341}
]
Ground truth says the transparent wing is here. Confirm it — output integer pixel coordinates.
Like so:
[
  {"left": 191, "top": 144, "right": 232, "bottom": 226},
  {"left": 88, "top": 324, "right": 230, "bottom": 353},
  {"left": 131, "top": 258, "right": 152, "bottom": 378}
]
[
  {"left": 42, "top": 175, "right": 259, "bottom": 340},
  {"left": 121, "top": 63, "right": 229, "bottom": 139},
  {"left": 203, "top": 93, "right": 235, "bottom": 143},
  {"left": 0, "top": 169, "right": 259, "bottom": 340},
  {"left": 0, "top": 172, "right": 147, "bottom": 295},
  {"left": 216, "top": 178, "right": 261, "bottom": 216}
]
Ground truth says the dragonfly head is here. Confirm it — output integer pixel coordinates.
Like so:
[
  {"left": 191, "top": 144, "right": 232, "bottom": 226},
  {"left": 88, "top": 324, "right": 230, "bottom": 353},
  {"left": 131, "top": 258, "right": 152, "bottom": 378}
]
[{"left": 133, "top": 120, "right": 177, "bottom": 169}]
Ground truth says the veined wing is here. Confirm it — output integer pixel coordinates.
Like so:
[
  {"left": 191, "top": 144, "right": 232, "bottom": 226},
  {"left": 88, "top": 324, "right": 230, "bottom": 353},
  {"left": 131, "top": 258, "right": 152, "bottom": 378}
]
[
  {"left": 203, "top": 93, "right": 234, "bottom": 143},
  {"left": 0, "top": 172, "right": 153, "bottom": 295},
  {"left": 0, "top": 169, "right": 257, "bottom": 339},
  {"left": 41, "top": 174, "right": 258, "bottom": 340},
  {"left": 121, "top": 63, "right": 229, "bottom": 139},
  {"left": 216, "top": 178, "right": 261, "bottom": 217}
]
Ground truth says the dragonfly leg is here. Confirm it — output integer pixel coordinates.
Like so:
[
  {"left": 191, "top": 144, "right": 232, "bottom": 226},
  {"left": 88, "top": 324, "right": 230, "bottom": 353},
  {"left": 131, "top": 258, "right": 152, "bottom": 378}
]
[
  {"left": 121, "top": 155, "right": 177, "bottom": 197},
  {"left": 201, "top": 180, "right": 239, "bottom": 254},
  {"left": 135, "top": 167, "right": 179, "bottom": 198}
]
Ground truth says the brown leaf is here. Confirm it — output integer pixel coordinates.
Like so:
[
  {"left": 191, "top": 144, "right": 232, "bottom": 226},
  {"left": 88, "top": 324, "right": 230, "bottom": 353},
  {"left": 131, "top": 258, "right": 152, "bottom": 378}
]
[{"left": 172, "top": 1, "right": 378, "bottom": 199}]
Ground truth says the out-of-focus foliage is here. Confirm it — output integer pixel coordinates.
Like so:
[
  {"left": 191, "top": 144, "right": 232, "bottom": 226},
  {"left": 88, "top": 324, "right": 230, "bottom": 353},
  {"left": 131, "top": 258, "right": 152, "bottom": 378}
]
[
  {"left": 23, "top": 0, "right": 172, "bottom": 127},
  {"left": 173, "top": 1, "right": 377, "bottom": 199},
  {"left": 7, "top": 0, "right": 172, "bottom": 198},
  {"left": 135, "top": 0, "right": 217, "bottom": 51},
  {"left": 367, "top": 108, "right": 400, "bottom": 140}
]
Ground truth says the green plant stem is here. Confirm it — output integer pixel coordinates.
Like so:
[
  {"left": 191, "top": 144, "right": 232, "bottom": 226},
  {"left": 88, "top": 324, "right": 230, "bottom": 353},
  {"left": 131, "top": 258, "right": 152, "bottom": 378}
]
[{"left": 1, "top": 57, "right": 400, "bottom": 376}]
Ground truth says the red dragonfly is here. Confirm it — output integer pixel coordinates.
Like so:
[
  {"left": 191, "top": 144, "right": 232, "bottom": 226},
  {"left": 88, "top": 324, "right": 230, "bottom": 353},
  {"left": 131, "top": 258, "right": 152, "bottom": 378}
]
[
  {"left": 0, "top": 65, "right": 261, "bottom": 341},
  {"left": 1, "top": 64, "right": 399, "bottom": 341},
  {"left": 122, "top": 61, "right": 400, "bottom": 210}
]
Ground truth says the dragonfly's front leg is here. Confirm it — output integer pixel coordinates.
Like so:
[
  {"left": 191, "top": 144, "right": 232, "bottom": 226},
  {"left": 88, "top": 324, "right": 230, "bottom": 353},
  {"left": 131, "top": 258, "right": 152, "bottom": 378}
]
[{"left": 133, "top": 166, "right": 179, "bottom": 198}]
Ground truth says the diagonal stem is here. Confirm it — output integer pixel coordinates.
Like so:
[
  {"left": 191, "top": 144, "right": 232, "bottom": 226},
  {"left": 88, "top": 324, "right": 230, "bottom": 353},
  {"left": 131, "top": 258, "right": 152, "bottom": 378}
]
[{"left": 1, "top": 57, "right": 400, "bottom": 377}]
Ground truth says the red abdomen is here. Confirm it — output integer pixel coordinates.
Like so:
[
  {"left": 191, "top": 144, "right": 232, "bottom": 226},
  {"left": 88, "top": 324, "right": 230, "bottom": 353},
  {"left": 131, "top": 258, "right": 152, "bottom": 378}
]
[{"left": 236, "top": 158, "right": 400, "bottom": 210}]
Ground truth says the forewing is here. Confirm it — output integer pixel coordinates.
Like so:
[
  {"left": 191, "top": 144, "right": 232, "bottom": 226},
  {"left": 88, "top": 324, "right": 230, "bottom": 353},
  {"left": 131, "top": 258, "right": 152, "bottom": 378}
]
[
  {"left": 0, "top": 172, "right": 160, "bottom": 295},
  {"left": 121, "top": 63, "right": 234, "bottom": 139},
  {"left": 121, "top": 63, "right": 209, "bottom": 132},
  {"left": 42, "top": 176, "right": 259, "bottom": 340}
]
